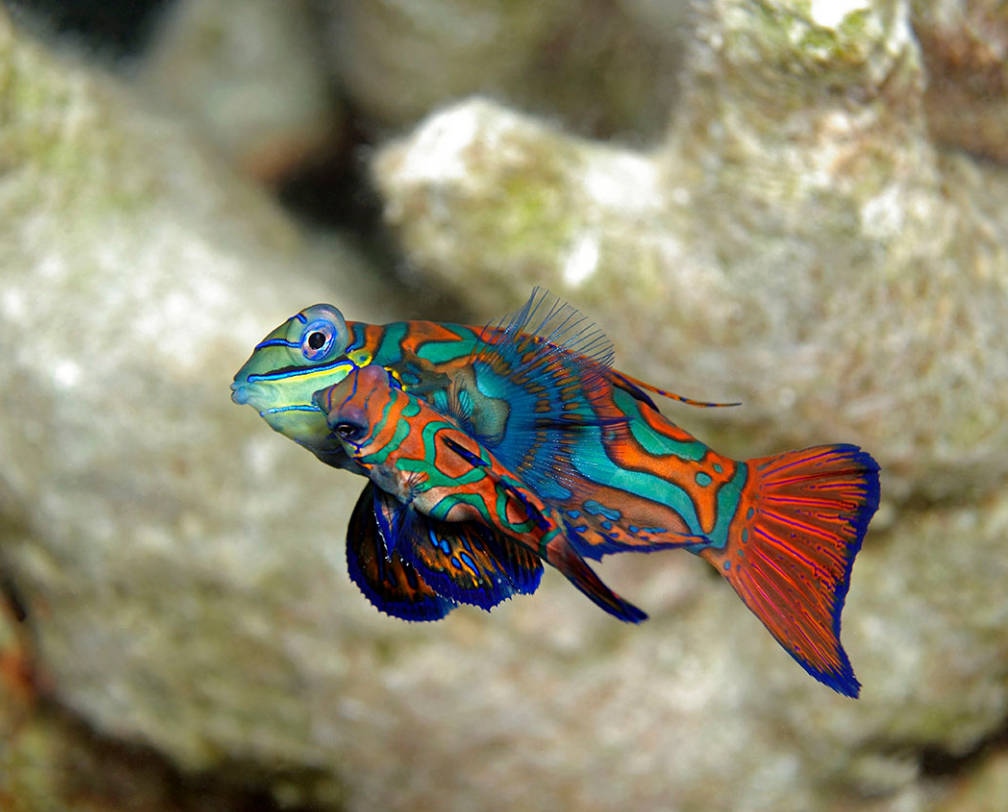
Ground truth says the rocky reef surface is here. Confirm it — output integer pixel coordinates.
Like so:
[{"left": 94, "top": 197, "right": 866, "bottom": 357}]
[{"left": 2, "top": 1, "right": 1007, "bottom": 810}]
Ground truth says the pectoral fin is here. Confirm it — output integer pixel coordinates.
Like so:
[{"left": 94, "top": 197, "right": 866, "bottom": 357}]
[
  {"left": 345, "top": 484, "right": 455, "bottom": 621},
  {"left": 371, "top": 486, "right": 543, "bottom": 610}
]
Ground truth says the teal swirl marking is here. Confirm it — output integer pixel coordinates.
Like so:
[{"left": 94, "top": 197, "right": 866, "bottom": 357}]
[
  {"left": 687, "top": 463, "right": 748, "bottom": 553},
  {"left": 414, "top": 329, "right": 479, "bottom": 365},
  {"left": 427, "top": 490, "right": 493, "bottom": 524},
  {"left": 612, "top": 388, "right": 707, "bottom": 461},
  {"left": 568, "top": 423, "right": 705, "bottom": 538},
  {"left": 354, "top": 398, "right": 409, "bottom": 466}
]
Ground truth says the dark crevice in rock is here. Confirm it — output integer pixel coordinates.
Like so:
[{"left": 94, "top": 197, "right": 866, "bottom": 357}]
[
  {"left": 7, "top": 0, "right": 175, "bottom": 57},
  {"left": 918, "top": 718, "right": 1008, "bottom": 778},
  {"left": 1, "top": 571, "right": 29, "bottom": 623},
  {"left": 273, "top": 94, "right": 477, "bottom": 323}
]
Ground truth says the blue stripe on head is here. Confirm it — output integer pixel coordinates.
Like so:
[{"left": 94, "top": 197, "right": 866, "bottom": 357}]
[{"left": 254, "top": 338, "right": 300, "bottom": 350}]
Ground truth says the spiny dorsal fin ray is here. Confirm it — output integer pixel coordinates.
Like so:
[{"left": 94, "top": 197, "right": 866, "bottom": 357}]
[
  {"left": 609, "top": 369, "right": 740, "bottom": 409},
  {"left": 449, "top": 290, "right": 627, "bottom": 496}
]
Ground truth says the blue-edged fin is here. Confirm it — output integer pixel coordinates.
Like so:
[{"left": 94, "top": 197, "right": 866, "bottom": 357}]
[
  {"left": 551, "top": 529, "right": 648, "bottom": 624},
  {"left": 440, "top": 435, "right": 646, "bottom": 623},
  {"left": 699, "top": 445, "right": 880, "bottom": 697},
  {"left": 345, "top": 483, "right": 455, "bottom": 621},
  {"left": 371, "top": 486, "right": 543, "bottom": 610}
]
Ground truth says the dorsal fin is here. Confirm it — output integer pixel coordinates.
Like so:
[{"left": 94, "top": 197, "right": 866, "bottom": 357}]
[
  {"left": 476, "top": 286, "right": 616, "bottom": 399},
  {"left": 448, "top": 289, "right": 627, "bottom": 498},
  {"left": 609, "top": 369, "right": 740, "bottom": 409}
]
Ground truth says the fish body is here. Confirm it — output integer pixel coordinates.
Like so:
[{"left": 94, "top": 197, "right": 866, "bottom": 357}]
[
  {"left": 318, "top": 363, "right": 697, "bottom": 622},
  {"left": 233, "top": 292, "right": 880, "bottom": 696}
]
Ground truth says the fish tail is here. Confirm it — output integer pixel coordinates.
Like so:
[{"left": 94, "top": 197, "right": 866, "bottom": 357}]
[
  {"left": 699, "top": 444, "right": 880, "bottom": 697},
  {"left": 548, "top": 534, "right": 648, "bottom": 624}
]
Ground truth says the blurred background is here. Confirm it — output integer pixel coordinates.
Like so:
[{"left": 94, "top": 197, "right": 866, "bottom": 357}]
[{"left": 2, "top": 1, "right": 1008, "bottom": 810}]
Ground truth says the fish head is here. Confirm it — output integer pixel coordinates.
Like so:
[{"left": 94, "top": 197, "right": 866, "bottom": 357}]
[
  {"left": 316, "top": 364, "right": 403, "bottom": 461},
  {"left": 231, "top": 304, "right": 357, "bottom": 457},
  {"left": 319, "top": 365, "right": 432, "bottom": 503}
]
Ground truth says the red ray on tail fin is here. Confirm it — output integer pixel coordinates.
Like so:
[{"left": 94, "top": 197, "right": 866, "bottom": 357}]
[{"left": 700, "top": 444, "right": 880, "bottom": 697}]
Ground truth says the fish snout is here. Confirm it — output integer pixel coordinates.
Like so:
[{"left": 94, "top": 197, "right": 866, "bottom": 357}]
[{"left": 230, "top": 380, "right": 250, "bottom": 405}]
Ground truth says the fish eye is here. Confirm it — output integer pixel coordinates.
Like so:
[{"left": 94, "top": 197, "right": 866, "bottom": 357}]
[
  {"left": 334, "top": 422, "right": 365, "bottom": 441},
  {"left": 300, "top": 319, "right": 337, "bottom": 361},
  {"left": 287, "top": 304, "right": 348, "bottom": 363}
]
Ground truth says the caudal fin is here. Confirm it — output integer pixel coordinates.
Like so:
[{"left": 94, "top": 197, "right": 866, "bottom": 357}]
[{"left": 700, "top": 444, "right": 879, "bottom": 697}]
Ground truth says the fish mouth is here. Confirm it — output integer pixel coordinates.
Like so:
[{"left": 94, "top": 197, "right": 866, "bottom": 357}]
[{"left": 230, "top": 381, "right": 251, "bottom": 405}]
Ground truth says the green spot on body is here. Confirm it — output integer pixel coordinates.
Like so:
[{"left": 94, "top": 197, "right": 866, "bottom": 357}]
[{"left": 695, "top": 472, "right": 713, "bottom": 487}]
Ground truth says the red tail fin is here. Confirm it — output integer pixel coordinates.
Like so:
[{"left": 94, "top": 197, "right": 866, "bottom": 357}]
[{"left": 700, "top": 444, "right": 879, "bottom": 697}]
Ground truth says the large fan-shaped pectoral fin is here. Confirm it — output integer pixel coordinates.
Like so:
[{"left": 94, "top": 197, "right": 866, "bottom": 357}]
[{"left": 345, "top": 483, "right": 455, "bottom": 621}]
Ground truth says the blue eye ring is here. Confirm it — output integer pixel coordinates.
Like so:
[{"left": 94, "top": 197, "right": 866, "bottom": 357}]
[{"left": 300, "top": 319, "right": 337, "bottom": 361}]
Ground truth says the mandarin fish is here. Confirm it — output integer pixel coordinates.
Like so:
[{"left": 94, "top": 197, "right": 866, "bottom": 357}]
[{"left": 233, "top": 291, "right": 880, "bottom": 696}]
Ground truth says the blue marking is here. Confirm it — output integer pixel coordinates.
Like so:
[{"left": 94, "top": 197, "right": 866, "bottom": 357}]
[
  {"left": 294, "top": 312, "right": 307, "bottom": 324},
  {"left": 450, "top": 556, "right": 463, "bottom": 570},
  {"left": 439, "top": 539, "right": 451, "bottom": 555},
  {"left": 247, "top": 357, "right": 356, "bottom": 383},
  {"left": 723, "top": 561, "right": 731, "bottom": 571},
  {"left": 459, "top": 551, "right": 477, "bottom": 574},
  {"left": 601, "top": 520, "right": 613, "bottom": 531},
  {"left": 260, "top": 404, "right": 320, "bottom": 415},
  {"left": 628, "top": 525, "right": 639, "bottom": 534},
  {"left": 713, "top": 463, "right": 723, "bottom": 473},
  {"left": 566, "top": 510, "right": 581, "bottom": 519},
  {"left": 695, "top": 472, "right": 713, "bottom": 487},
  {"left": 254, "top": 338, "right": 299, "bottom": 350},
  {"left": 582, "top": 500, "right": 621, "bottom": 521},
  {"left": 746, "top": 507, "right": 755, "bottom": 520}
]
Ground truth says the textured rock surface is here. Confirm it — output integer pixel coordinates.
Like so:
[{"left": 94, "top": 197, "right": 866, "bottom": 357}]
[
  {"left": 327, "top": 0, "right": 689, "bottom": 141},
  {"left": 912, "top": 0, "right": 1008, "bottom": 162},
  {"left": 3, "top": 1, "right": 1008, "bottom": 811},
  {"left": 140, "top": 0, "right": 339, "bottom": 180}
]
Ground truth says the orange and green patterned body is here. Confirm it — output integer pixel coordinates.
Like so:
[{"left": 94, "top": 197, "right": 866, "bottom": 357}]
[{"left": 233, "top": 292, "right": 880, "bottom": 696}]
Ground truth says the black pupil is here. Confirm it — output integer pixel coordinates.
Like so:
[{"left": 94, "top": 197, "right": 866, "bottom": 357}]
[
  {"left": 307, "top": 331, "right": 327, "bottom": 350},
  {"left": 337, "top": 424, "right": 358, "bottom": 439}
]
